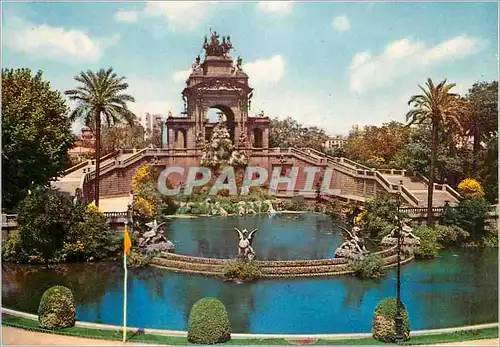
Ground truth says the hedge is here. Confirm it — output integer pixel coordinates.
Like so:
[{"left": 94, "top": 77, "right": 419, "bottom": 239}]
[
  {"left": 187, "top": 297, "right": 231, "bottom": 344},
  {"left": 38, "top": 286, "right": 76, "bottom": 329}
]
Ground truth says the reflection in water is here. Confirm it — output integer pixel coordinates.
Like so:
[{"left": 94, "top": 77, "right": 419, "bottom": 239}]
[
  {"left": 2, "top": 239, "right": 498, "bottom": 333},
  {"left": 168, "top": 214, "right": 343, "bottom": 260}
]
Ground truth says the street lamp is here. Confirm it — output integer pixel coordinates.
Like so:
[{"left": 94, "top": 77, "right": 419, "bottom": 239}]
[{"left": 395, "top": 180, "right": 404, "bottom": 345}]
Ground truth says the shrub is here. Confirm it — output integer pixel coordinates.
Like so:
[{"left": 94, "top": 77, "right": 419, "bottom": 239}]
[
  {"left": 223, "top": 259, "right": 262, "bottom": 281},
  {"left": 372, "top": 297, "right": 410, "bottom": 342},
  {"left": 286, "top": 195, "right": 307, "bottom": 211},
  {"left": 458, "top": 178, "right": 485, "bottom": 199},
  {"left": 434, "top": 225, "right": 469, "bottom": 246},
  {"left": 351, "top": 254, "right": 384, "bottom": 279},
  {"left": 18, "top": 188, "right": 73, "bottom": 260},
  {"left": 65, "top": 203, "right": 113, "bottom": 261},
  {"left": 132, "top": 164, "right": 152, "bottom": 192},
  {"left": 413, "top": 227, "right": 442, "bottom": 258},
  {"left": 38, "top": 286, "right": 76, "bottom": 329},
  {"left": 187, "top": 297, "right": 231, "bottom": 344},
  {"left": 455, "top": 197, "right": 490, "bottom": 240},
  {"left": 248, "top": 186, "right": 272, "bottom": 200},
  {"left": 127, "top": 249, "right": 151, "bottom": 268},
  {"left": 2, "top": 232, "right": 22, "bottom": 262},
  {"left": 361, "top": 196, "right": 408, "bottom": 239}
]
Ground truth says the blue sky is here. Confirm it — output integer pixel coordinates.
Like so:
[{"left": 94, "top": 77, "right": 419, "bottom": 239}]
[{"left": 2, "top": 1, "right": 498, "bottom": 135}]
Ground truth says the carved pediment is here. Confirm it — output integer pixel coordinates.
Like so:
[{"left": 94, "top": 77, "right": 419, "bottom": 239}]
[{"left": 197, "top": 79, "right": 240, "bottom": 92}]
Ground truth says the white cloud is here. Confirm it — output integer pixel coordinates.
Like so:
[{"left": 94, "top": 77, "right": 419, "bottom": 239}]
[
  {"left": 144, "top": 2, "right": 211, "bottom": 32},
  {"left": 3, "top": 16, "right": 119, "bottom": 63},
  {"left": 257, "top": 1, "right": 294, "bottom": 14},
  {"left": 115, "top": 10, "right": 139, "bottom": 23},
  {"left": 173, "top": 68, "right": 192, "bottom": 83},
  {"left": 126, "top": 76, "right": 178, "bottom": 118},
  {"left": 332, "top": 15, "right": 351, "bottom": 32},
  {"left": 349, "top": 35, "right": 485, "bottom": 94},
  {"left": 244, "top": 55, "right": 285, "bottom": 88}
]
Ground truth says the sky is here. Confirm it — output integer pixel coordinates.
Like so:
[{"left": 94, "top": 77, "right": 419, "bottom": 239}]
[{"left": 2, "top": 1, "right": 498, "bottom": 136}]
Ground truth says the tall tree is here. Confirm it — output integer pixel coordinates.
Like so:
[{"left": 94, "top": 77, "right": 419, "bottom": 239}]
[
  {"left": 479, "top": 133, "right": 498, "bottom": 204},
  {"left": 406, "top": 78, "right": 466, "bottom": 226},
  {"left": 101, "top": 119, "right": 148, "bottom": 155},
  {"left": 464, "top": 81, "right": 498, "bottom": 177},
  {"left": 395, "top": 122, "right": 471, "bottom": 187},
  {"left": 2, "top": 69, "right": 75, "bottom": 209},
  {"left": 65, "top": 68, "right": 135, "bottom": 207},
  {"left": 269, "top": 117, "right": 329, "bottom": 151},
  {"left": 343, "top": 121, "right": 410, "bottom": 168}
]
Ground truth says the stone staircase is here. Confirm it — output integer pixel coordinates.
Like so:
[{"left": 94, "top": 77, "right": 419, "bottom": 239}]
[
  {"left": 297, "top": 147, "right": 460, "bottom": 207},
  {"left": 50, "top": 150, "right": 139, "bottom": 197},
  {"left": 383, "top": 174, "right": 460, "bottom": 207},
  {"left": 54, "top": 146, "right": 460, "bottom": 208}
]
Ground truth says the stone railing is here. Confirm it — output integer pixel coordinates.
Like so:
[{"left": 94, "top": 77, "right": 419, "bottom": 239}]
[
  {"left": 293, "top": 148, "right": 420, "bottom": 207},
  {"left": 150, "top": 245, "right": 407, "bottom": 278}
]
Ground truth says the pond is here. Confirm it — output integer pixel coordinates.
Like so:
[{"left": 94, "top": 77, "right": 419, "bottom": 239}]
[
  {"left": 2, "top": 249, "right": 497, "bottom": 333},
  {"left": 164, "top": 213, "right": 345, "bottom": 260}
]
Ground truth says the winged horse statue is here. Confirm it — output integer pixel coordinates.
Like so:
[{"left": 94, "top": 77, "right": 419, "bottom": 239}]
[{"left": 234, "top": 228, "right": 258, "bottom": 260}]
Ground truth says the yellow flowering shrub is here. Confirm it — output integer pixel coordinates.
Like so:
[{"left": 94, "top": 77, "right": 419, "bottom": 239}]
[
  {"left": 134, "top": 196, "right": 155, "bottom": 217},
  {"left": 86, "top": 202, "right": 105, "bottom": 217},
  {"left": 132, "top": 165, "right": 151, "bottom": 192},
  {"left": 457, "top": 178, "right": 485, "bottom": 199},
  {"left": 355, "top": 211, "right": 366, "bottom": 226}
]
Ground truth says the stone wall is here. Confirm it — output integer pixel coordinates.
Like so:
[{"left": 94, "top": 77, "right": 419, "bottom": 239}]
[{"left": 89, "top": 150, "right": 390, "bottom": 200}]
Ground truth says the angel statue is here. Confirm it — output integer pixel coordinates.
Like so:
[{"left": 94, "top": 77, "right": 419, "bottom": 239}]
[
  {"left": 234, "top": 228, "right": 258, "bottom": 260},
  {"left": 144, "top": 219, "right": 166, "bottom": 238},
  {"left": 335, "top": 225, "right": 368, "bottom": 263}
]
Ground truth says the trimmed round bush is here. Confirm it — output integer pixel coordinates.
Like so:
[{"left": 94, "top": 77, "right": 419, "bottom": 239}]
[
  {"left": 372, "top": 297, "right": 410, "bottom": 342},
  {"left": 187, "top": 297, "right": 231, "bottom": 344},
  {"left": 38, "top": 286, "right": 76, "bottom": 329}
]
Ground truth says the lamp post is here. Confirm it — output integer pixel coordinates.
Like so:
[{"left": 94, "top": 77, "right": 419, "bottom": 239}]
[{"left": 395, "top": 180, "right": 404, "bottom": 345}]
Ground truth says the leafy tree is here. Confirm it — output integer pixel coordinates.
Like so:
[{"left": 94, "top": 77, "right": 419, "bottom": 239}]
[
  {"left": 394, "top": 122, "right": 472, "bottom": 187},
  {"left": 269, "top": 117, "right": 329, "bottom": 151},
  {"left": 406, "top": 78, "right": 466, "bottom": 226},
  {"left": 65, "top": 68, "right": 135, "bottom": 207},
  {"left": 479, "top": 134, "right": 498, "bottom": 203},
  {"left": 101, "top": 120, "right": 148, "bottom": 155},
  {"left": 343, "top": 122, "right": 410, "bottom": 168},
  {"left": 2, "top": 69, "right": 75, "bottom": 209},
  {"left": 359, "top": 195, "right": 408, "bottom": 239},
  {"left": 463, "top": 81, "right": 498, "bottom": 177},
  {"left": 17, "top": 188, "right": 73, "bottom": 260}
]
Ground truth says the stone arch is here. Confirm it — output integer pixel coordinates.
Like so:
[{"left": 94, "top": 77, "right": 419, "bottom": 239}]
[
  {"left": 175, "top": 128, "right": 187, "bottom": 149},
  {"left": 252, "top": 128, "right": 263, "bottom": 148},
  {"left": 205, "top": 104, "right": 236, "bottom": 143}
]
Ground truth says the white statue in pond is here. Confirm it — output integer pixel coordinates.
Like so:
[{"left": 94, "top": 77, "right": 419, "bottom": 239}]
[
  {"left": 381, "top": 219, "right": 421, "bottom": 254},
  {"left": 335, "top": 226, "right": 368, "bottom": 263},
  {"left": 235, "top": 228, "right": 258, "bottom": 261}
]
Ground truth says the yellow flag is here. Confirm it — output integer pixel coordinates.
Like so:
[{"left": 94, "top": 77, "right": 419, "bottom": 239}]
[{"left": 124, "top": 225, "right": 132, "bottom": 255}]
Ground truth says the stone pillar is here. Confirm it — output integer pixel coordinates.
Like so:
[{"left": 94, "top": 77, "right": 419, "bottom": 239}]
[{"left": 263, "top": 127, "right": 269, "bottom": 148}]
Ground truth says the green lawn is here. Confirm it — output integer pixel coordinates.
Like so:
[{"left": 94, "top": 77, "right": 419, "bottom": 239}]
[{"left": 2, "top": 315, "right": 498, "bottom": 345}]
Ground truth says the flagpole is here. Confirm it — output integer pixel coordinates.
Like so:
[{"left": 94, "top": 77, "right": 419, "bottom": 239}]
[{"left": 123, "top": 221, "right": 128, "bottom": 343}]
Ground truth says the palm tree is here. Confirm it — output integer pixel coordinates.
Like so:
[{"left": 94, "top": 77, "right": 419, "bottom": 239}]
[
  {"left": 65, "top": 68, "right": 135, "bottom": 207},
  {"left": 406, "top": 78, "right": 466, "bottom": 226}
]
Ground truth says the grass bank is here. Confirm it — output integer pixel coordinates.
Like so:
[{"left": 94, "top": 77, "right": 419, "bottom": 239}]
[{"left": 2, "top": 315, "right": 497, "bottom": 345}]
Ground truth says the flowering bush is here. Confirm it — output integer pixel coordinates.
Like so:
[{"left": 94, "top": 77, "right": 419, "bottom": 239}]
[
  {"left": 458, "top": 178, "right": 485, "bottom": 199},
  {"left": 86, "top": 202, "right": 104, "bottom": 216},
  {"left": 132, "top": 164, "right": 152, "bottom": 192},
  {"left": 4, "top": 188, "right": 116, "bottom": 264},
  {"left": 355, "top": 211, "right": 366, "bottom": 226},
  {"left": 134, "top": 196, "right": 156, "bottom": 217}
]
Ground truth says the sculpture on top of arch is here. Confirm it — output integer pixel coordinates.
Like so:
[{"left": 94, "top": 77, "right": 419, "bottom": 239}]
[{"left": 166, "top": 30, "right": 269, "bottom": 151}]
